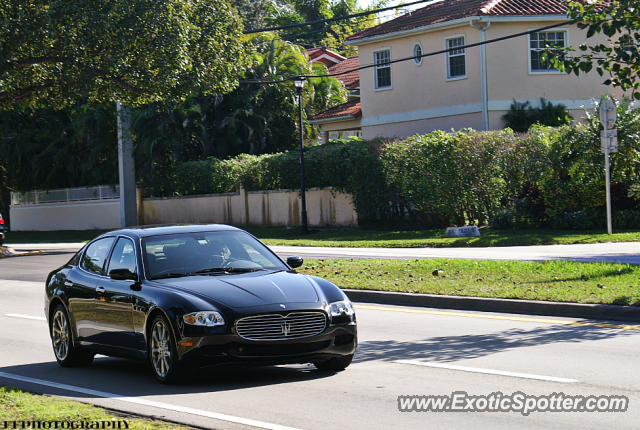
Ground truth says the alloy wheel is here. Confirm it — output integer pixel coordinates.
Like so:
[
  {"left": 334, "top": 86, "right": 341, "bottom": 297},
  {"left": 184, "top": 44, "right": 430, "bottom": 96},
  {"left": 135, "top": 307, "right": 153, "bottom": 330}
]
[
  {"left": 151, "top": 319, "right": 172, "bottom": 378},
  {"left": 52, "top": 308, "right": 70, "bottom": 361}
]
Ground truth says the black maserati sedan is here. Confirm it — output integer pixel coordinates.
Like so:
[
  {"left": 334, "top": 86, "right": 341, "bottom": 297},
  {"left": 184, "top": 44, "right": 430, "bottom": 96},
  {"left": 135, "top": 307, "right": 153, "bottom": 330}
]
[{"left": 45, "top": 225, "right": 357, "bottom": 383}]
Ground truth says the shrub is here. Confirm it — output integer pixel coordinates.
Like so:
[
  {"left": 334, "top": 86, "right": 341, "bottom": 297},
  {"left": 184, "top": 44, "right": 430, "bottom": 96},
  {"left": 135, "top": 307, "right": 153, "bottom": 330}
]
[{"left": 502, "top": 98, "right": 573, "bottom": 132}]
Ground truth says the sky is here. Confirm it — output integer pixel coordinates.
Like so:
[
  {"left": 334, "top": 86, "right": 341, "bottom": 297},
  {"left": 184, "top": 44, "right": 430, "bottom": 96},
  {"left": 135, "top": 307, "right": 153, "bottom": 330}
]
[{"left": 356, "top": 0, "right": 429, "bottom": 21}]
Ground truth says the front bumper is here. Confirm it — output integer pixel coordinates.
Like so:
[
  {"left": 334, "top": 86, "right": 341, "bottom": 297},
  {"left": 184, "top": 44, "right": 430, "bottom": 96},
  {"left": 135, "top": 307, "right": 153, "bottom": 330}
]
[{"left": 176, "top": 323, "right": 357, "bottom": 369}]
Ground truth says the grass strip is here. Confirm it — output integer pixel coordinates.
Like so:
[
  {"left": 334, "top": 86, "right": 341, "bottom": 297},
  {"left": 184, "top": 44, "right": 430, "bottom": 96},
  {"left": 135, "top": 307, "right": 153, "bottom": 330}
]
[
  {"left": 248, "top": 227, "right": 640, "bottom": 248},
  {"left": 299, "top": 258, "right": 640, "bottom": 306},
  {"left": 0, "top": 386, "right": 190, "bottom": 429}
]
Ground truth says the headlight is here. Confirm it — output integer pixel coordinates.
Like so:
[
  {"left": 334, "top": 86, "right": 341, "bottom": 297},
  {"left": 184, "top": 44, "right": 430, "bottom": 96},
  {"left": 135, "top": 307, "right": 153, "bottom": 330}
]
[
  {"left": 183, "top": 311, "right": 225, "bottom": 326},
  {"left": 329, "top": 300, "right": 355, "bottom": 318}
]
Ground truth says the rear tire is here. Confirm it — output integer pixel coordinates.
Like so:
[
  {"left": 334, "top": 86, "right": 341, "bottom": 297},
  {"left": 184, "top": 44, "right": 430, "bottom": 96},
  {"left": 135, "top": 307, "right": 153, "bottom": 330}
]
[
  {"left": 50, "top": 305, "right": 94, "bottom": 367},
  {"left": 149, "top": 314, "right": 180, "bottom": 383},
  {"left": 313, "top": 354, "right": 354, "bottom": 371}
]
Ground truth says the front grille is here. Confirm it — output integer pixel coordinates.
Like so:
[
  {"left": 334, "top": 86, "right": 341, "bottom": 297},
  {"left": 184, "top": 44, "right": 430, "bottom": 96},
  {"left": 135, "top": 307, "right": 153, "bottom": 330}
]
[{"left": 236, "top": 312, "right": 327, "bottom": 341}]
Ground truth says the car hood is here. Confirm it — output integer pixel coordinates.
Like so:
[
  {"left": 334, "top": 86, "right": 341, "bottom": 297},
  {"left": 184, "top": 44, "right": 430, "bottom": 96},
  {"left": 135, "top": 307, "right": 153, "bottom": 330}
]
[{"left": 154, "top": 270, "right": 319, "bottom": 308}]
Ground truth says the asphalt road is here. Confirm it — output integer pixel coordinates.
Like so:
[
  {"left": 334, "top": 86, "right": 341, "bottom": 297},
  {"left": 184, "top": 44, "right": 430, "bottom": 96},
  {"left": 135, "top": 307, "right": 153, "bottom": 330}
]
[
  {"left": 1, "top": 253, "right": 639, "bottom": 429},
  {"left": 6, "top": 240, "right": 640, "bottom": 264}
]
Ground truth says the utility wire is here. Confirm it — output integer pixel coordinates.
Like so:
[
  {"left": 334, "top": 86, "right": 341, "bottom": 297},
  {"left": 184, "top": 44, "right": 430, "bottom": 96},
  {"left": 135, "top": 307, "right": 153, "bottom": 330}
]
[
  {"left": 278, "top": 10, "right": 401, "bottom": 41},
  {"left": 243, "top": 0, "right": 437, "bottom": 34},
  {"left": 240, "top": 19, "right": 577, "bottom": 85}
]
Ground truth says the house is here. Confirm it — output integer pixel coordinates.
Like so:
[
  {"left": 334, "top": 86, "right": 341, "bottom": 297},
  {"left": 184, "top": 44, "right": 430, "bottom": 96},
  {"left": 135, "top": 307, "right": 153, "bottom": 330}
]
[
  {"left": 313, "top": 0, "right": 625, "bottom": 140},
  {"left": 306, "top": 47, "right": 347, "bottom": 68},
  {"left": 309, "top": 55, "right": 362, "bottom": 142}
]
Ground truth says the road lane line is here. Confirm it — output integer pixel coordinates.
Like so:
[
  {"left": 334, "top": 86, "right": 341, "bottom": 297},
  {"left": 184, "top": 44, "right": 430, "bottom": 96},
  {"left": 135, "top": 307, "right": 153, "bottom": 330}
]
[
  {"left": 5, "top": 314, "right": 46, "bottom": 321},
  {"left": 394, "top": 360, "right": 579, "bottom": 383},
  {"left": 0, "top": 372, "right": 302, "bottom": 430},
  {"left": 354, "top": 305, "right": 640, "bottom": 331}
]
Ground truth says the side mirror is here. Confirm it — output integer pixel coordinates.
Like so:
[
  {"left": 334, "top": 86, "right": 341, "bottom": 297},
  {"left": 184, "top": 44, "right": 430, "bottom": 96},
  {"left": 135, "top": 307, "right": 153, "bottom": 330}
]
[
  {"left": 109, "top": 268, "right": 138, "bottom": 282},
  {"left": 287, "top": 256, "right": 303, "bottom": 269}
]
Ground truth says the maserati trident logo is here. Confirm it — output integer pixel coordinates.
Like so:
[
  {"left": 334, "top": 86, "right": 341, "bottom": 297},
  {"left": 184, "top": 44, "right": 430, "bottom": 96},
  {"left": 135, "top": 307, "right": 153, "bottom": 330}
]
[{"left": 281, "top": 323, "right": 291, "bottom": 337}]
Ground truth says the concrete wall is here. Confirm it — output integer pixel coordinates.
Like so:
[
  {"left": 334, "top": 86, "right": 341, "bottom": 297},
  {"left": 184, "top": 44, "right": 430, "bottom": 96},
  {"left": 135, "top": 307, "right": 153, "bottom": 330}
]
[
  {"left": 10, "top": 188, "right": 358, "bottom": 231},
  {"left": 141, "top": 187, "right": 358, "bottom": 227},
  {"left": 10, "top": 200, "right": 121, "bottom": 231}
]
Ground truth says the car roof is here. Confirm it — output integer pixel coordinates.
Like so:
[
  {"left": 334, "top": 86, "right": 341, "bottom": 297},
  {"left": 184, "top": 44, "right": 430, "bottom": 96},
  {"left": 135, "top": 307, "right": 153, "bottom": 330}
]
[{"left": 100, "top": 224, "right": 243, "bottom": 239}]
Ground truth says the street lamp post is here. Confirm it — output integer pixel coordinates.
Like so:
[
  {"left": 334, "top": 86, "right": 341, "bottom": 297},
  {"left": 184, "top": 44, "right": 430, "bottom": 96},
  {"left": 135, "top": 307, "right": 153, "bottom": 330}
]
[{"left": 293, "top": 77, "right": 309, "bottom": 235}]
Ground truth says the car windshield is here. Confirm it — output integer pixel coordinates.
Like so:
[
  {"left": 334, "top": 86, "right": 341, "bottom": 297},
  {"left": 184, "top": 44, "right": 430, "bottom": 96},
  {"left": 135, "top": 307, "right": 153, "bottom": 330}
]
[{"left": 141, "top": 230, "right": 288, "bottom": 280}]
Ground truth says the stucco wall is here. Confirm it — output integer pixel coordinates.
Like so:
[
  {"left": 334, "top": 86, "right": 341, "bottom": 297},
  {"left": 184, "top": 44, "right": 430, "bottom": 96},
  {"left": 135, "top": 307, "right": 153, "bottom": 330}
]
[
  {"left": 362, "top": 112, "right": 483, "bottom": 139},
  {"left": 10, "top": 200, "right": 121, "bottom": 231},
  {"left": 485, "top": 21, "right": 615, "bottom": 104},
  {"left": 315, "top": 118, "right": 361, "bottom": 132},
  {"left": 355, "top": 19, "right": 627, "bottom": 137},
  {"left": 142, "top": 188, "right": 358, "bottom": 227},
  {"left": 358, "top": 26, "right": 482, "bottom": 121}
]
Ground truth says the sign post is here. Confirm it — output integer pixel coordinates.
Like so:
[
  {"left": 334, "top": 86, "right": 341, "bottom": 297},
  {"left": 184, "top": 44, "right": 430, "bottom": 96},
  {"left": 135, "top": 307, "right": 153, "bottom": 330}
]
[{"left": 599, "top": 99, "right": 617, "bottom": 235}]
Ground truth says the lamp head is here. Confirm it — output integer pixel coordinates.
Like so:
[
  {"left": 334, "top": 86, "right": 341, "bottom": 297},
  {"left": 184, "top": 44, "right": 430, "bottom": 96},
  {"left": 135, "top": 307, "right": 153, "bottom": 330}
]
[{"left": 293, "top": 77, "right": 306, "bottom": 89}]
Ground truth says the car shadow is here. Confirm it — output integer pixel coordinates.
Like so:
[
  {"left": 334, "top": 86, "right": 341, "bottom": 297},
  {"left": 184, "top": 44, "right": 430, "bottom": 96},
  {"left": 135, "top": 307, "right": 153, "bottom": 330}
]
[
  {"left": 354, "top": 321, "right": 640, "bottom": 363},
  {"left": 0, "top": 358, "right": 335, "bottom": 398}
]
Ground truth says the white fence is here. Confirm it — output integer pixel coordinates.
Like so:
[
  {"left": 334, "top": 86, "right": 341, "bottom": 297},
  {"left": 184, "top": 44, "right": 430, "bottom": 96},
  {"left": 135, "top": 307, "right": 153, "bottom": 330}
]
[{"left": 11, "top": 185, "right": 120, "bottom": 205}]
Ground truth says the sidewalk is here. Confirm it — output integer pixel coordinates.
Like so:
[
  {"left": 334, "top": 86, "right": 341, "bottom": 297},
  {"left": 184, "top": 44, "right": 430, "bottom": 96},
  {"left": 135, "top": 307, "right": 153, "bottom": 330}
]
[
  {"left": 271, "top": 242, "right": 640, "bottom": 264},
  {"left": 6, "top": 241, "right": 640, "bottom": 263},
  {"left": 5, "top": 243, "right": 85, "bottom": 252}
]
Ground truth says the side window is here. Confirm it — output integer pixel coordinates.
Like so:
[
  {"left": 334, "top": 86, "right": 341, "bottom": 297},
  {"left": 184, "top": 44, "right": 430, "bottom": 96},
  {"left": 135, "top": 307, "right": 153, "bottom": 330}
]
[
  {"left": 373, "top": 49, "right": 392, "bottom": 89},
  {"left": 81, "top": 237, "right": 116, "bottom": 275},
  {"left": 529, "top": 30, "right": 566, "bottom": 72},
  {"left": 446, "top": 35, "right": 466, "bottom": 79},
  {"left": 107, "top": 237, "right": 137, "bottom": 274}
]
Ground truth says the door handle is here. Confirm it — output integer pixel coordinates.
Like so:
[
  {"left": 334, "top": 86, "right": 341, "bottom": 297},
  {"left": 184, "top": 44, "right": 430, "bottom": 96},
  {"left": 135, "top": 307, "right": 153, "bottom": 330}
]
[
  {"left": 96, "top": 286, "right": 106, "bottom": 293},
  {"left": 64, "top": 281, "right": 73, "bottom": 287}
]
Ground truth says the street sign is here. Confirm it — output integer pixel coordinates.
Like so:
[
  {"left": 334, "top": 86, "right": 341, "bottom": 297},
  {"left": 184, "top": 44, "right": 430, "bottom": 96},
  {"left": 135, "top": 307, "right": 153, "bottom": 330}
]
[
  {"left": 598, "top": 98, "right": 617, "bottom": 235},
  {"left": 601, "top": 129, "right": 618, "bottom": 153},
  {"left": 599, "top": 99, "right": 617, "bottom": 129}
]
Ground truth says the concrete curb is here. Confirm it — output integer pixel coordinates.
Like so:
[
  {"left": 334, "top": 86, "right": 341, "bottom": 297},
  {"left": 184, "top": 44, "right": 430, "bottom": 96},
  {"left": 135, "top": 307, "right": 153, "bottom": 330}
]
[
  {"left": 0, "top": 248, "right": 44, "bottom": 258},
  {"left": 343, "top": 289, "right": 640, "bottom": 322}
]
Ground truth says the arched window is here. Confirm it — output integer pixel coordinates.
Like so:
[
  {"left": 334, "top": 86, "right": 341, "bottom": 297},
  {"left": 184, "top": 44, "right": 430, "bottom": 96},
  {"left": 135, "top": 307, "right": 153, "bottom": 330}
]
[{"left": 413, "top": 42, "right": 423, "bottom": 66}]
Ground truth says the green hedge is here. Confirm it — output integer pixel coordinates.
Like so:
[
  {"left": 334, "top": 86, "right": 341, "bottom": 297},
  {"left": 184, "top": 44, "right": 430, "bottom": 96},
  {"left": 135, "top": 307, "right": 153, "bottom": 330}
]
[{"left": 146, "top": 124, "right": 640, "bottom": 228}]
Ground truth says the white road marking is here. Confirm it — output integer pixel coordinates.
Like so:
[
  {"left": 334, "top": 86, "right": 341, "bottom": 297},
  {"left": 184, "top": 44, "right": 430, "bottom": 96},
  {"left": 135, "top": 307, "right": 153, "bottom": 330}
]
[
  {"left": 5, "top": 314, "right": 46, "bottom": 321},
  {"left": 0, "top": 372, "right": 302, "bottom": 430},
  {"left": 395, "top": 360, "right": 579, "bottom": 383}
]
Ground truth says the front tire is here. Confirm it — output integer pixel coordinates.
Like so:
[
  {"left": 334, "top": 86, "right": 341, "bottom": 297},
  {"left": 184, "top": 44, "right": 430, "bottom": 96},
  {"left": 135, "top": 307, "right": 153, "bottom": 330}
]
[
  {"left": 313, "top": 354, "right": 354, "bottom": 372},
  {"left": 51, "top": 305, "right": 94, "bottom": 367},
  {"left": 149, "top": 314, "right": 180, "bottom": 383}
]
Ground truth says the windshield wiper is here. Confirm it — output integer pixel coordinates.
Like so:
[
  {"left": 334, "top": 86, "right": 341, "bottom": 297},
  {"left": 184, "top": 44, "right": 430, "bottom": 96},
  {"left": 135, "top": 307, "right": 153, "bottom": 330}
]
[
  {"left": 148, "top": 272, "right": 193, "bottom": 280},
  {"left": 195, "top": 267, "right": 267, "bottom": 275}
]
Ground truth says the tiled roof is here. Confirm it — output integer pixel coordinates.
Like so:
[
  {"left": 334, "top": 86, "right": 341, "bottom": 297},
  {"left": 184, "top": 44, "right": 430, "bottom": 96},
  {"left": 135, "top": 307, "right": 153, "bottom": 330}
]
[
  {"left": 347, "top": 0, "right": 575, "bottom": 42},
  {"left": 328, "top": 56, "right": 360, "bottom": 89},
  {"left": 306, "top": 47, "right": 347, "bottom": 62},
  {"left": 310, "top": 99, "right": 362, "bottom": 121}
]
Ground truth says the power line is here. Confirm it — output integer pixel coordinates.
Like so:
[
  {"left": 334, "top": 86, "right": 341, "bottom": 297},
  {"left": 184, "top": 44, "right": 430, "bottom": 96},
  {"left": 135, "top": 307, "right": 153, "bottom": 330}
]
[
  {"left": 278, "top": 10, "right": 400, "bottom": 42},
  {"left": 242, "top": 0, "right": 437, "bottom": 34},
  {"left": 240, "top": 19, "right": 578, "bottom": 85}
]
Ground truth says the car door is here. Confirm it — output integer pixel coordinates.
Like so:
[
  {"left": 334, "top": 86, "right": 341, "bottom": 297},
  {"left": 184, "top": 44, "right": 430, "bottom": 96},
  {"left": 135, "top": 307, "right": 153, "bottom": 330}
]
[
  {"left": 68, "top": 236, "right": 116, "bottom": 344},
  {"left": 94, "top": 236, "right": 137, "bottom": 349}
]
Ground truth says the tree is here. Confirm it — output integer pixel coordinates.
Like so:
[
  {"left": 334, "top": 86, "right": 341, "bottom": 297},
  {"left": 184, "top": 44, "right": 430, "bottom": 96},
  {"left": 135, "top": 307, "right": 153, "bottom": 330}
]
[
  {"left": 501, "top": 99, "right": 574, "bottom": 132},
  {"left": 131, "top": 35, "right": 348, "bottom": 196},
  {"left": 553, "top": 0, "right": 640, "bottom": 99},
  {"left": 0, "top": 0, "right": 250, "bottom": 108},
  {"left": 269, "top": 0, "right": 387, "bottom": 56}
]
